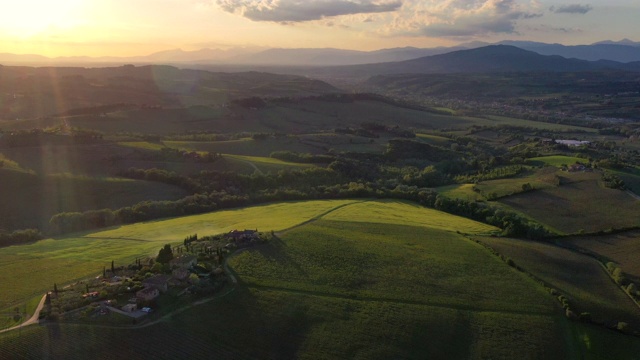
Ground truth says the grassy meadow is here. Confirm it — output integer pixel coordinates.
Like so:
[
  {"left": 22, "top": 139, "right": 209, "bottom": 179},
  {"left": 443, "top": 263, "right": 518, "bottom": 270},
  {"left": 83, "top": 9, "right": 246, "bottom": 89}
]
[
  {"left": 527, "top": 155, "right": 589, "bottom": 167},
  {"left": 437, "top": 183, "right": 485, "bottom": 201},
  {"left": 165, "top": 137, "right": 324, "bottom": 157},
  {"left": 1, "top": 198, "right": 639, "bottom": 358},
  {"left": 0, "top": 200, "right": 358, "bottom": 311},
  {"left": 1, "top": 201, "right": 570, "bottom": 359},
  {"left": 415, "top": 133, "right": 454, "bottom": 146},
  {"left": 320, "top": 199, "right": 497, "bottom": 234},
  {"left": 223, "top": 154, "right": 315, "bottom": 173},
  {"left": 470, "top": 167, "right": 560, "bottom": 200}
]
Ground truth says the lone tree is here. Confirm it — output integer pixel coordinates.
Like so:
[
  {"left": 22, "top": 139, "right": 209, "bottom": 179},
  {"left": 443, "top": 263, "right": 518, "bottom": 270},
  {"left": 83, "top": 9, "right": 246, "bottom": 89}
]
[
  {"left": 156, "top": 244, "right": 174, "bottom": 264},
  {"left": 53, "top": 283, "right": 58, "bottom": 295}
]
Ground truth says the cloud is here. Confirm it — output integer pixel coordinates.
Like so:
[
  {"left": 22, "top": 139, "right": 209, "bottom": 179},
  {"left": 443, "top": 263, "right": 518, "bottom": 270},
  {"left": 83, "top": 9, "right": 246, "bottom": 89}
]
[
  {"left": 387, "top": 0, "right": 543, "bottom": 38},
  {"left": 550, "top": 4, "right": 593, "bottom": 14},
  {"left": 216, "top": 0, "right": 402, "bottom": 22}
]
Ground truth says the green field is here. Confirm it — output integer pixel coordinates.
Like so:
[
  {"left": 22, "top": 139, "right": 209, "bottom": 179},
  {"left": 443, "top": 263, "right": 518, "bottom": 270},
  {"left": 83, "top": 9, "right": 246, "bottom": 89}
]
[
  {"left": 1, "top": 203, "right": 569, "bottom": 358},
  {"left": 473, "top": 168, "right": 560, "bottom": 200},
  {"left": 415, "top": 133, "right": 453, "bottom": 146},
  {"left": 0, "top": 200, "right": 358, "bottom": 311},
  {"left": 528, "top": 155, "right": 589, "bottom": 167},
  {"left": 1, "top": 199, "right": 640, "bottom": 358},
  {"left": 232, "top": 221, "right": 547, "bottom": 311},
  {"left": 117, "top": 141, "right": 167, "bottom": 151},
  {"left": 165, "top": 137, "right": 324, "bottom": 157},
  {"left": 476, "top": 236, "right": 640, "bottom": 330},
  {"left": 320, "top": 200, "right": 497, "bottom": 234},
  {"left": 437, "top": 183, "right": 485, "bottom": 201},
  {"left": 437, "top": 167, "right": 560, "bottom": 202},
  {"left": 481, "top": 116, "right": 598, "bottom": 132},
  {"left": 224, "top": 154, "right": 315, "bottom": 173}
]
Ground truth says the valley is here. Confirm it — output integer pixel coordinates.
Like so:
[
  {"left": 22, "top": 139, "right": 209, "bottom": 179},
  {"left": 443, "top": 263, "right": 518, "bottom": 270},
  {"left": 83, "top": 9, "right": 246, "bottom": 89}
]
[{"left": 1, "top": 42, "right": 640, "bottom": 359}]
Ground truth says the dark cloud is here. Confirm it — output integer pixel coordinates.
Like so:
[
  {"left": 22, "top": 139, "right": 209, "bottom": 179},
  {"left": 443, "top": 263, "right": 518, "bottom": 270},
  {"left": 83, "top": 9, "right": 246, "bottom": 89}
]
[
  {"left": 217, "top": 0, "right": 402, "bottom": 22},
  {"left": 415, "top": 11, "right": 541, "bottom": 37},
  {"left": 550, "top": 4, "right": 593, "bottom": 14}
]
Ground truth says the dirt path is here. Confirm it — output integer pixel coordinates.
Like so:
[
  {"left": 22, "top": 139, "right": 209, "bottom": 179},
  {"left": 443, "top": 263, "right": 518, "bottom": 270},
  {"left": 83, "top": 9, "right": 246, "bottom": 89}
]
[
  {"left": 626, "top": 190, "right": 640, "bottom": 201},
  {"left": 275, "top": 200, "right": 367, "bottom": 236},
  {"left": 225, "top": 155, "right": 263, "bottom": 175},
  {"left": 0, "top": 294, "right": 47, "bottom": 334}
]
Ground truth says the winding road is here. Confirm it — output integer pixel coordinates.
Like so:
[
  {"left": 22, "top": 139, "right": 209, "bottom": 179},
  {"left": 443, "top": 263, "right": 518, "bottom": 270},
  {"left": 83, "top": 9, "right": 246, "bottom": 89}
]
[{"left": 0, "top": 294, "right": 47, "bottom": 334}]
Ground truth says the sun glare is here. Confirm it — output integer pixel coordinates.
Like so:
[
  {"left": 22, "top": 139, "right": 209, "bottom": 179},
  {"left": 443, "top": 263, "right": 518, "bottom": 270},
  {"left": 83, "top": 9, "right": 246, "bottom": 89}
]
[{"left": 0, "top": 0, "right": 85, "bottom": 35}]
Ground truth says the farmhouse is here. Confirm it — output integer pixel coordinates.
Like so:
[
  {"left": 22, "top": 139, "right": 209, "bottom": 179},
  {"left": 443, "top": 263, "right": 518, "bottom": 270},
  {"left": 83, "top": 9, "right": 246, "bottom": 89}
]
[
  {"left": 555, "top": 139, "right": 590, "bottom": 147},
  {"left": 225, "top": 229, "right": 258, "bottom": 241},
  {"left": 122, "top": 303, "right": 137, "bottom": 313},
  {"left": 224, "top": 229, "right": 263, "bottom": 248},
  {"left": 142, "top": 275, "right": 170, "bottom": 293},
  {"left": 172, "top": 267, "right": 190, "bottom": 281},
  {"left": 568, "top": 164, "right": 587, "bottom": 172},
  {"left": 82, "top": 291, "right": 100, "bottom": 299},
  {"left": 136, "top": 287, "right": 160, "bottom": 302},
  {"left": 170, "top": 254, "right": 197, "bottom": 269}
]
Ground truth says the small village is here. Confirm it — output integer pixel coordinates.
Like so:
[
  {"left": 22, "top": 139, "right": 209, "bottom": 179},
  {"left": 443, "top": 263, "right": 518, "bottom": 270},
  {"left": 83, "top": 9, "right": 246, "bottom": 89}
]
[{"left": 39, "top": 229, "right": 270, "bottom": 324}]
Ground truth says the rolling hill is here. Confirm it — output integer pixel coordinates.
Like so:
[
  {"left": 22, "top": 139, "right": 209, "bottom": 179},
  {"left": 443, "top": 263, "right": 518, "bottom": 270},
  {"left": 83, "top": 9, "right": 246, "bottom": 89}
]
[{"left": 0, "top": 64, "right": 338, "bottom": 120}]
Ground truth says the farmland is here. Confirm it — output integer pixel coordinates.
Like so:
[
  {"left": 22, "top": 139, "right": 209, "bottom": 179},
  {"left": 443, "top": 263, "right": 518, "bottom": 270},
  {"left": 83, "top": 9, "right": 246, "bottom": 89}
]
[
  {"left": 476, "top": 236, "right": 640, "bottom": 330},
  {"left": 165, "top": 137, "right": 324, "bottom": 157},
  {"left": 0, "top": 199, "right": 360, "bottom": 311},
  {"left": 319, "top": 200, "right": 497, "bottom": 234},
  {"left": 499, "top": 171, "right": 640, "bottom": 234},
  {"left": 0, "top": 203, "right": 572, "bottom": 359},
  {"left": 527, "top": 155, "right": 590, "bottom": 167},
  {"left": 0, "top": 169, "right": 188, "bottom": 231},
  {"left": 564, "top": 230, "right": 640, "bottom": 281}
]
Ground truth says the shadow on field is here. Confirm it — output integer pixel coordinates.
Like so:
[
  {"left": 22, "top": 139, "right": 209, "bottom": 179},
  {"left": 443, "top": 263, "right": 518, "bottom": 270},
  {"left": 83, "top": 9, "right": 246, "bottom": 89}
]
[
  {"left": 218, "top": 283, "right": 315, "bottom": 358},
  {"left": 251, "top": 234, "right": 308, "bottom": 277}
]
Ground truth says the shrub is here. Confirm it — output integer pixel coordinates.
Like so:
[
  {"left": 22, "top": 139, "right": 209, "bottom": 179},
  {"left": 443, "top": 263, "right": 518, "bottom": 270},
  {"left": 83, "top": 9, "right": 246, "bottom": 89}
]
[
  {"left": 579, "top": 312, "right": 592, "bottom": 323},
  {"left": 617, "top": 322, "right": 629, "bottom": 332}
]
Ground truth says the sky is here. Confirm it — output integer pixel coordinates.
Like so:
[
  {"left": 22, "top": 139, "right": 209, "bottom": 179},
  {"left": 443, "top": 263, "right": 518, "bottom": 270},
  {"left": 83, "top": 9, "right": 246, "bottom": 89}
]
[{"left": 0, "top": 0, "right": 637, "bottom": 57}]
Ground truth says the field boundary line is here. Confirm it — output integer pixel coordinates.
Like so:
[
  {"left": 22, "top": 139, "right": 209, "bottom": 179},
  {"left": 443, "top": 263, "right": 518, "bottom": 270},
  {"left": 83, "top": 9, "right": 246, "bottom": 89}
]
[
  {"left": 275, "top": 199, "right": 369, "bottom": 235},
  {"left": 241, "top": 283, "right": 552, "bottom": 317}
]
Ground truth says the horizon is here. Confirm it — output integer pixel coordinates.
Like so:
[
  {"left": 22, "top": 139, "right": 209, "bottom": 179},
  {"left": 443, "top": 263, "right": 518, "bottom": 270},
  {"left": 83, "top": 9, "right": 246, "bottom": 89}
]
[
  {"left": 1, "top": 0, "right": 637, "bottom": 58},
  {"left": 2, "top": 38, "right": 639, "bottom": 61}
]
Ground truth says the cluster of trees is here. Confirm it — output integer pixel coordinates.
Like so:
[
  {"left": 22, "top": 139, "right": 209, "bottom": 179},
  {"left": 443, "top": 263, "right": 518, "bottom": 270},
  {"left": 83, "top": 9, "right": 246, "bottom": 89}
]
[
  {"left": 184, "top": 234, "right": 198, "bottom": 246},
  {"left": 0, "top": 129, "right": 103, "bottom": 148},
  {"left": 48, "top": 168, "right": 550, "bottom": 240},
  {"left": 385, "top": 139, "right": 455, "bottom": 162},
  {"left": 454, "top": 165, "right": 525, "bottom": 183},
  {"left": 0, "top": 228, "right": 43, "bottom": 247},
  {"left": 270, "top": 151, "right": 334, "bottom": 164},
  {"left": 156, "top": 244, "right": 174, "bottom": 264},
  {"left": 140, "top": 147, "right": 220, "bottom": 163},
  {"left": 118, "top": 168, "right": 200, "bottom": 192},
  {"left": 397, "top": 166, "right": 451, "bottom": 188},
  {"left": 602, "top": 172, "right": 625, "bottom": 190}
]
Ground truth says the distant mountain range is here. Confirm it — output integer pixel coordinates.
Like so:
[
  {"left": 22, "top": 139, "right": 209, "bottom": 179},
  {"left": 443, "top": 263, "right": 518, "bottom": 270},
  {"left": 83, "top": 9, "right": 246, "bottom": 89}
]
[
  {"left": 294, "top": 45, "right": 640, "bottom": 79},
  {"left": 2, "top": 39, "right": 640, "bottom": 67}
]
